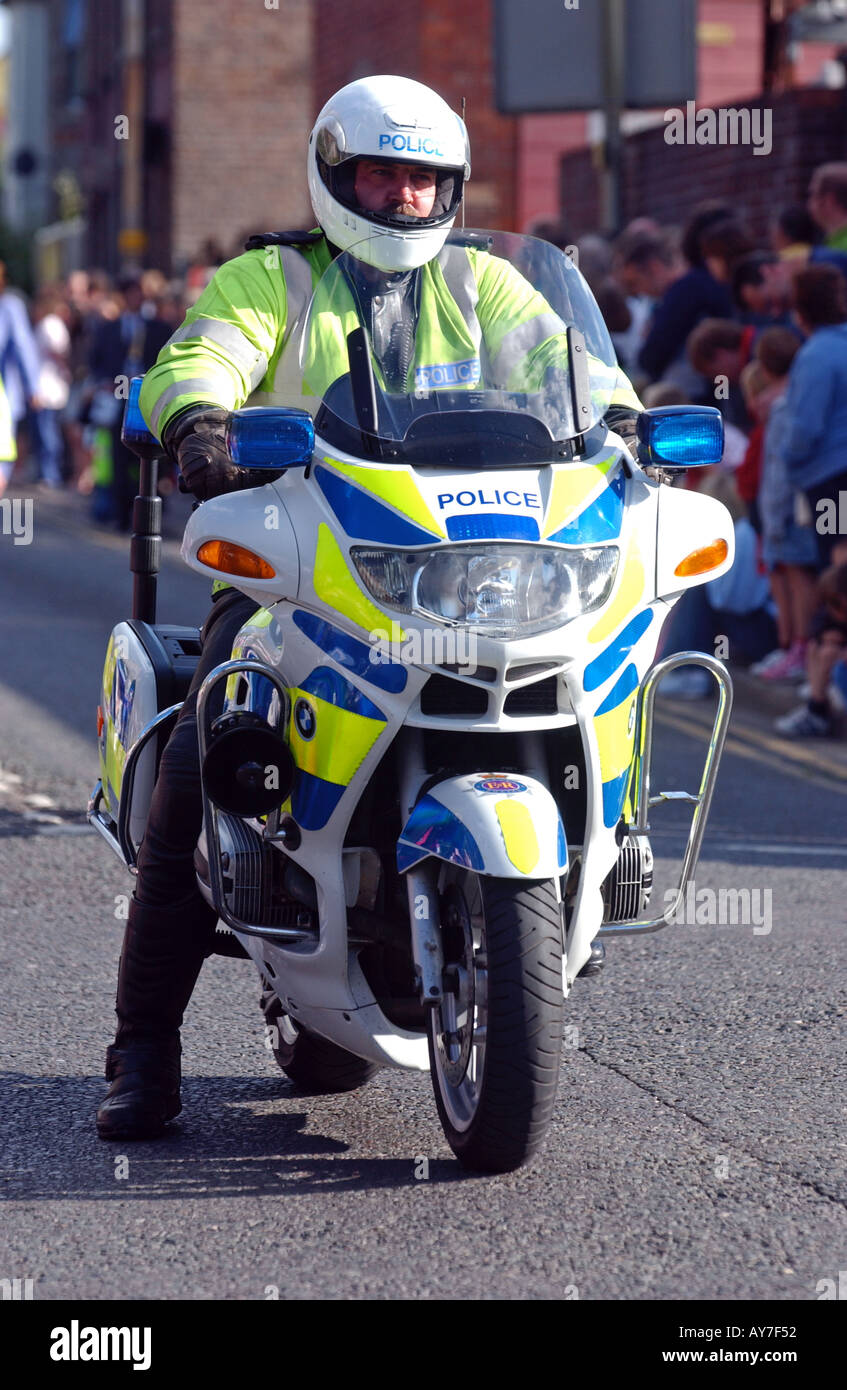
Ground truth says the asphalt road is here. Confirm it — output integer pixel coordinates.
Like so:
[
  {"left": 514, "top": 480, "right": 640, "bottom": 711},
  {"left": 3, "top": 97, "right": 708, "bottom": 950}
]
[{"left": 1, "top": 491, "right": 845, "bottom": 1301}]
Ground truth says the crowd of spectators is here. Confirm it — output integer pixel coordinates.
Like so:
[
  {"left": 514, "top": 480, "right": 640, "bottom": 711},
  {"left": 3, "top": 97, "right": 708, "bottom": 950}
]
[
  {"left": 542, "top": 160, "right": 847, "bottom": 741},
  {"left": 0, "top": 241, "right": 228, "bottom": 524}
]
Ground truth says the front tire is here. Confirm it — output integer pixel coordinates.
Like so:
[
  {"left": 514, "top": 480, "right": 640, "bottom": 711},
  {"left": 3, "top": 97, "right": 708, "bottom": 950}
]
[
  {"left": 260, "top": 981, "right": 380, "bottom": 1094},
  {"left": 427, "top": 872, "right": 564, "bottom": 1174}
]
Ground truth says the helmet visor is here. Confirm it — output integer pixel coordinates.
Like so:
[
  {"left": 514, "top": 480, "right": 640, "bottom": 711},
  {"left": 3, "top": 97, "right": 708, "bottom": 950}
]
[{"left": 317, "top": 150, "right": 464, "bottom": 232}]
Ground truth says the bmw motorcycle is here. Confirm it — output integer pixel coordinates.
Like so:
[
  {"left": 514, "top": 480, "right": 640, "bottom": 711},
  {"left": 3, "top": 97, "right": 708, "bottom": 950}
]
[{"left": 89, "top": 231, "right": 734, "bottom": 1173}]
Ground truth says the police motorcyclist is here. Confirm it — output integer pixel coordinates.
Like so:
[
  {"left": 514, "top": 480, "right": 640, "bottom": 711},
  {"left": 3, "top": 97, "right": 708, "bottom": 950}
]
[{"left": 97, "top": 75, "right": 643, "bottom": 1140}]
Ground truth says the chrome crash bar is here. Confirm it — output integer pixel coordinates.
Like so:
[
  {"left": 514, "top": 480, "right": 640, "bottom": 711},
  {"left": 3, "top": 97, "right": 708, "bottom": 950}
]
[
  {"left": 196, "top": 658, "right": 309, "bottom": 942},
  {"left": 598, "top": 651, "right": 733, "bottom": 938},
  {"left": 87, "top": 702, "right": 183, "bottom": 871}
]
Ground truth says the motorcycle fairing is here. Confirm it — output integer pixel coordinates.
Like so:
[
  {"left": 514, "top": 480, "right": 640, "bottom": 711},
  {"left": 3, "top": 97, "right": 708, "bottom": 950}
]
[
  {"left": 291, "top": 609, "right": 408, "bottom": 692},
  {"left": 584, "top": 608, "right": 655, "bottom": 691},
  {"left": 313, "top": 450, "right": 626, "bottom": 550},
  {"left": 313, "top": 522, "right": 406, "bottom": 640},
  {"left": 397, "top": 773, "right": 567, "bottom": 880},
  {"left": 592, "top": 663, "right": 640, "bottom": 828},
  {"left": 98, "top": 624, "right": 159, "bottom": 841},
  {"left": 314, "top": 464, "right": 441, "bottom": 546},
  {"left": 317, "top": 456, "right": 447, "bottom": 537}
]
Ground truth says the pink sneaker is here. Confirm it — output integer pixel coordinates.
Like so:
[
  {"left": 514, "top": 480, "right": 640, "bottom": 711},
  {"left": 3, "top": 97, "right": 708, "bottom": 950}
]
[
  {"left": 751, "top": 647, "right": 788, "bottom": 676},
  {"left": 755, "top": 641, "right": 807, "bottom": 682}
]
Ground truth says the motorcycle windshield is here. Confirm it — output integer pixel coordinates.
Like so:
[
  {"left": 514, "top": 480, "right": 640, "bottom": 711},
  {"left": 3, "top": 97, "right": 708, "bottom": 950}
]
[{"left": 299, "top": 230, "right": 619, "bottom": 466}]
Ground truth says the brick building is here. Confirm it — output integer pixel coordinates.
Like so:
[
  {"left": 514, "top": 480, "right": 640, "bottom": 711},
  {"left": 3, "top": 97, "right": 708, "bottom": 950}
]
[
  {"left": 4, "top": 0, "right": 312, "bottom": 277},
  {"left": 315, "top": 0, "right": 518, "bottom": 231},
  {"left": 557, "top": 85, "right": 847, "bottom": 240},
  {"left": 5, "top": 0, "right": 845, "bottom": 276},
  {"left": 314, "top": 0, "right": 843, "bottom": 234}
]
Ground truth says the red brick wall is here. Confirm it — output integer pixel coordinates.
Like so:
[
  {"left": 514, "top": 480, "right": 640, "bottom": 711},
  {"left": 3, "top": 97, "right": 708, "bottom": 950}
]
[
  {"left": 419, "top": 0, "right": 518, "bottom": 229},
  {"left": 315, "top": 0, "right": 519, "bottom": 232},
  {"left": 558, "top": 87, "right": 847, "bottom": 240},
  {"left": 171, "top": 0, "right": 313, "bottom": 271},
  {"left": 316, "top": 2, "right": 420, "bottom": 97}
]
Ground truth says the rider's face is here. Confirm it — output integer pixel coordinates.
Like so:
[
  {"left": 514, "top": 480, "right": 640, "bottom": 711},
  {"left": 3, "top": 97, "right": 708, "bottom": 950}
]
[{"left": 354, "top": 160, "right": 437, "bottom": 218}]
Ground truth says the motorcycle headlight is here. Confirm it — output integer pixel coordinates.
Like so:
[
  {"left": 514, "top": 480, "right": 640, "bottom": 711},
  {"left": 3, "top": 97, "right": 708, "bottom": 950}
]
[{"left": 351, "top": 543, "right": 619, "bottom": 639}]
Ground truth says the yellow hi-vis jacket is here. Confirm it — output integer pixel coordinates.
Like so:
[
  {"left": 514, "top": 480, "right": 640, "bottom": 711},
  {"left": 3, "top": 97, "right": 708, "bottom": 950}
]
[{"left": 139, "top": 233, "right": 642, "bottom": 444}]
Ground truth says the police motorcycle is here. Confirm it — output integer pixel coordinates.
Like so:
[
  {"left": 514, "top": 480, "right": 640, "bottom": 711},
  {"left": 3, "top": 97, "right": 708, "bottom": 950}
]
[{"left": 89, "top": 231, "right": 734, "bottom": 1173}]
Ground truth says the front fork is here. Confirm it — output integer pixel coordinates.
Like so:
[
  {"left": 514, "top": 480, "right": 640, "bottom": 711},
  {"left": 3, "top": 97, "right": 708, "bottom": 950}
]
[
  {"left": 404, "top": 865, "right": 445, "bottom": 1007},
  {"left": 398, "top": 729, "right": 445, "bottom": 1006}
]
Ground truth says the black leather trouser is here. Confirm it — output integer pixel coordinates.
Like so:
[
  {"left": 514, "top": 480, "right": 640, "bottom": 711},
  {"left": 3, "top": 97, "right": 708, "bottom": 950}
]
[
  {"left": 133, "top": 586, "right": 258, "bottom": 914},
  {"left": 110, "top": 587, "right": 258, "bottom": 1046}
]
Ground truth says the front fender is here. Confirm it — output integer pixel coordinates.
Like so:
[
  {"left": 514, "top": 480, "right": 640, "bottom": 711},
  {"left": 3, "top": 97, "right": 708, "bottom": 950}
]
[{"left": 397, "top": 774, "right": 567, "bottom": 880}]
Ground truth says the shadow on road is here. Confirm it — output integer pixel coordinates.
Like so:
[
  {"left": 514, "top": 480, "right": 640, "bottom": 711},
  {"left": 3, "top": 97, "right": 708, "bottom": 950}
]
[{"left": 0, "top": 1072, "right": 469, "bottom": 1197}]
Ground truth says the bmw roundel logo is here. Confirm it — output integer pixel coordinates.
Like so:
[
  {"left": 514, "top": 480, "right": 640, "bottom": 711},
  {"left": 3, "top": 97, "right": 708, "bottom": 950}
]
[{"left": 294, "top": 698, "right": 316, "bottom": 740}]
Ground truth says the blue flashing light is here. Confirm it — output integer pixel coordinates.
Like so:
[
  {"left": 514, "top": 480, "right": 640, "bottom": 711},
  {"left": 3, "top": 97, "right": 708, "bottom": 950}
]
[
  {"left": 227, "top": 407, "right": 315, "bottom": 470},
  {"left": 445, "top": 513, "right": 540, "bottom": 542},
  {"left": 121, "top": 376, "right": 159, "bottom": 450},
  {"left": 637, "top": 405, "right": 724, "bottom": 468}
]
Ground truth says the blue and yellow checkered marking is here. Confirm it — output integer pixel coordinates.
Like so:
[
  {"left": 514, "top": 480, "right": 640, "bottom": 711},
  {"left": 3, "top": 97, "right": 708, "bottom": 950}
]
[
  {"left": 286, "top": 668, "right": 386, "bottom": 831},
  {"left": 315, "top": 465, "right": 438, "bottom": 546},
  {"left": 593, "top": 662, "right": 640, "bottom": 828},
  {"left": 584, "top": 610, "right": 653, "bottom": 692},
  {"left": 547, "top": 469, "right": 625, "bottom": 545},
  {"left": 292, "top": 610, "right": 407, "bottom": 693}
]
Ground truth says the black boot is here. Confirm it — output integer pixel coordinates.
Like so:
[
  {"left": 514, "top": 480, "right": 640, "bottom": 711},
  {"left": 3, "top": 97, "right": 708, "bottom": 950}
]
[{"left": 96, "top": 897, "right": 216, "bottom": 1140}]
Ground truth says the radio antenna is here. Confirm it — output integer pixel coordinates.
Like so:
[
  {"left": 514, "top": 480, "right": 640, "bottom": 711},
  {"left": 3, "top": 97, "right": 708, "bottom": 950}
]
[{"left": 461, "top": 97, "right": 466, "bottom": 227}]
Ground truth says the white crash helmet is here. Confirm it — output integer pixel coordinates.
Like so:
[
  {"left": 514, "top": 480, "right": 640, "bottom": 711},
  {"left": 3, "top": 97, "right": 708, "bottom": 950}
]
[{"left": 308, "top": 75, "right": 471, "bottom": 273}]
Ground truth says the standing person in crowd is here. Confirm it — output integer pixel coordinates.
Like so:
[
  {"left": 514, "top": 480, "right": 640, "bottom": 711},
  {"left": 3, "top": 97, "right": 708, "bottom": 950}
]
[
  {"left": 608, "top": 220, "right": 657, "bottom": 379},
  {"left": 624, "top": 202, "right": 735, "bottom": 391},
  {"left": 0, "top": 374, "right": 16, "bottom": 495},
  {"left": 748, "top": 329, "right": 820, "bottom": 681},
  {"left": 806, "top": 163, "right": 847, "bottom": 279},
  {"left": 0, "top": 259, "right": 41, "bottom": 494},
  {"left": 781, "top": 265, "right": 847, "bottom": 570},
  {"left": 527, "top": 220, "right": 632, "bottom": 347},
  {"left": 686, "top": 318, "right": 756, "bottom": 432},
  {"left": 87, "top": 273, "right": 171, "bottom": 529},
  {"left": 735, "top": 359, "right": 771, "bottom": 532},
  {"left": 657, "top": 473, "right": 776, "bottom": 699},
  {"left": 30, "top": 292, "right": 72, "bottom": 488},
  {"left": 731, "top": 252, "right": 796, "bottom": 332},
  {"left": 156, "top": 282, "right": 187, "bottom": 330},
  {"left": 699, "top": 220, "right": 755, "bottom": 292},
  {"left": 771, "top": 205, "right": 820, "bottom": 264},
  {"left": 807, "top": 163, "right": 847, "bottom": 254},
  {"left": 776, "top": 563, "right": 847, "bottom": 739}
]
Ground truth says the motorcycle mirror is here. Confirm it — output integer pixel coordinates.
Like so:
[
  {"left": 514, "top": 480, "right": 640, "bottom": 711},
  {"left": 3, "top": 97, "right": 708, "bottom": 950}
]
[
  {"left": 636, "top": 405, "right": 724, "bottom": 469},
  {"left": 226, "top": 407, "right": 315, "bottom": 470}
]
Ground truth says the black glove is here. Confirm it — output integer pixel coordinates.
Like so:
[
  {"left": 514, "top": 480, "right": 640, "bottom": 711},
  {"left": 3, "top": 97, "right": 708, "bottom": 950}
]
[{"left": 162, "top": 406, "right": 243, "bottom": 502}]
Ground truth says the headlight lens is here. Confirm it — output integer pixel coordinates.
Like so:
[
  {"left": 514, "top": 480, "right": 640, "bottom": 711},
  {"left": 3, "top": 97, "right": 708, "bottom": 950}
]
[{"left": 351, "top": 543, "right": 619, "bottom": 638}]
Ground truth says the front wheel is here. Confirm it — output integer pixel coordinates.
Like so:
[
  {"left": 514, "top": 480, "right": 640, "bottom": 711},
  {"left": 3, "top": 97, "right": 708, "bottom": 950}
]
[{"left": 427, "top": 871, "right": 564, "bottom": 1174}]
